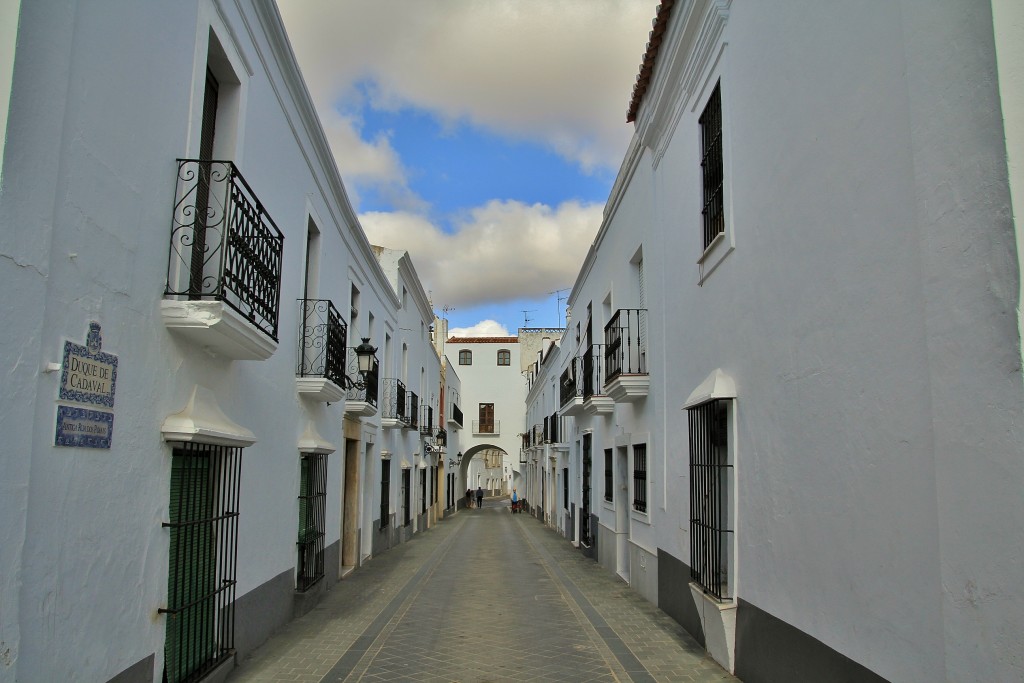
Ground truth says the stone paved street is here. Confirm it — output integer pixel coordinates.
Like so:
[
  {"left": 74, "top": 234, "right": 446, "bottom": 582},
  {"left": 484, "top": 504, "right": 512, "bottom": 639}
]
[{"left": 229, "top": 499, "right": 738, "bottom": 682}]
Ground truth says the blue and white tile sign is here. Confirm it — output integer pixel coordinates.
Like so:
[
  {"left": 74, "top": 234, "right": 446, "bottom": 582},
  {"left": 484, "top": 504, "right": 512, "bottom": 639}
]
[
  {"left": 55, "top": 322, "right": 117, "bottom": 448},
  {"left": 55, "top": 405, "right": 114, "bottom": 449}
]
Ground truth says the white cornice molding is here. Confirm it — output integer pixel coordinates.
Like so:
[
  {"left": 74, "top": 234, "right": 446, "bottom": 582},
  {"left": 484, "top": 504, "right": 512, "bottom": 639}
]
[
  {"left": 683, "top": 368, "right": 736, "bottom": 409},
  {"left": 298, "top": 421, "right": 336, "bottom": 454},
  {"left": 638, "top": 0, "right": 731, "bottom": 169}
]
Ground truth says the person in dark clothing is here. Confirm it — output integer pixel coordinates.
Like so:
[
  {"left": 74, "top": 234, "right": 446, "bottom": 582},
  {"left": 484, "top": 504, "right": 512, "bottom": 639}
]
[
  {"left": 476, "top": 486, "right": 484, "bottom": 508},
  {"left": 466, "top": 488, "right": 473, "bottom": 508}
]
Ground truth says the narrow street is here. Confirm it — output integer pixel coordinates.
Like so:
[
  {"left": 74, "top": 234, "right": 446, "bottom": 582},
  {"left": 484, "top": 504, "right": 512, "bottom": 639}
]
[{"left": 229, "top": 501, "right": 736, "bottom": 683}]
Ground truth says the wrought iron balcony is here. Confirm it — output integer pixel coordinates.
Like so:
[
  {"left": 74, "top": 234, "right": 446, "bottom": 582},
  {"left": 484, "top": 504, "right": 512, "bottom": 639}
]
[
  {"left": 449, "top": 403, "right": 464, "bottom": 429},
  {"left": 406, "top": 391, "right": 420, "bottom": 430},
  {"left": 381, "top": 378, "right": 409, "bottom": 427},
  {"left": 559, "top": 358, "right": 584, "bottom": 416},
  {"left": 163, "top": 159, "right": 284, "bottom": 359},
  {"left": 582, "top": 344, "right": 613, "bottom": 414},
  {"left": 420, "top": 405, "right": 434, "bottom": 436},
  {"left": 294, "top": 299, "right": 347, "bottom": 402},
  {"left": 604, "top": 309, "right": 650, "bottom": 402},
  {"left": 345, "top": 350, "right": 379, "bottom": 416},
  {"left": 472, "top": 419, "right": 499, "bottom": 436}
]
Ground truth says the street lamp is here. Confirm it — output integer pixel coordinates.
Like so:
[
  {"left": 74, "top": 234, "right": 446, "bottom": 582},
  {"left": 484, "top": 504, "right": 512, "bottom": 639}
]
[
  {"left": 447, "top": 451, "right": 463, "bottom": 468},
  {"left": 342, "top": 338, "right": 378, "bottom": 390}
]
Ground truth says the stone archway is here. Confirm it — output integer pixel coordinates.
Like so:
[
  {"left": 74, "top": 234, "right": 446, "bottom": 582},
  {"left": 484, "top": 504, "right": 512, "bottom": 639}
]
[{"left": 461, "top": 443, "right": 511, "bottom": 498}]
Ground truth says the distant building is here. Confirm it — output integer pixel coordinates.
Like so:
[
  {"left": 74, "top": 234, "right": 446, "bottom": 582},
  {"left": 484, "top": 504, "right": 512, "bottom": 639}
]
[
  {"left": 445, "top": 336, "right": 525, "bottom": 494},
  {"left": 524, "top": 1, "right": 1024, "bottom": 682}
]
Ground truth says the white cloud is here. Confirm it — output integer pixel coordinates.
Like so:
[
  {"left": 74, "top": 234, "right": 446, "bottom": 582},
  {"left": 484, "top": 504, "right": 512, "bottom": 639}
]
[
  {"left": 277, "top": 0, "right": 652, "bottom": 175},
  {"left": 448, "top": 320, "right": 511, "bottom": 338},
  {"left": 360, "top": 199, "right": 601, "bottom": 309}
]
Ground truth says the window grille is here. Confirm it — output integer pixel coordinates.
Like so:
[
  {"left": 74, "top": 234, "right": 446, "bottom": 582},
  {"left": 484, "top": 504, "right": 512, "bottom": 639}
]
[
  {"left": 380, "top": 459, "right": 391, "bottom": 529},
  {"left": 420, "top": 468, "right": 427, "bottom": 514},
  {"left": 688, "top": 399, "right": 732, "bottom": 600},
  {"left": 497, "top": 349, "right": 511, "bottom": 366},
  {"left": 402, "top": 469, "right": 412, "bottom": 527},
  {"left": 632, "top": 444, "right": 647, "bottom": 513},
  {"left": 459, "top": 350, "right": 472, "bottom": 365},
  {"left": 563, "top": 467, "right": 569, "bottom": 511},
  {"left": 162, "top": 442, "right": 241, "bottom": 683},
  {"left": 297, "top": 453, "right": 327, "bottom": 592},
  {"left": 700, "top": 82, "right": 724, "bottom": 251},
  {"left": 581, "top": 435, "right": 592, "bottom": 546},
  {"left": 604, "top": 449, "right": 613, "bottom": 503}
]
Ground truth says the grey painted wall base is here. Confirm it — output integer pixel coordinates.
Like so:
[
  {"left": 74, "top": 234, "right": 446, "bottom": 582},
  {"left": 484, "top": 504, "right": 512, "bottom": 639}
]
[
  {"left": 735, "top": 598, "right": 891, "bottom": 683},
  {"left": 657, "top": 549, "right": 705, "bottom": 648},
  {"left": 106, "top": 653, "right": 154, "bottom": 683},
  {"left": 292, "top": 541, "right": 339, "bottom": 620},
  {"left": 234, "top": 567, "right": 295, "bottom": 661}
]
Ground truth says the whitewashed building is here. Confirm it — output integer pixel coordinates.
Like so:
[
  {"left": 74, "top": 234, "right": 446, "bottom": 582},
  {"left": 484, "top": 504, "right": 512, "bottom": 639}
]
[
  {"left": 0, "top": 2, "right": 445, "bottom": 682},
  {"left": 445, "top": 336, "right": 525, "bottom": 496},
  {"left": 524, "top": 1, "right": 1024, "bottom": 682}
]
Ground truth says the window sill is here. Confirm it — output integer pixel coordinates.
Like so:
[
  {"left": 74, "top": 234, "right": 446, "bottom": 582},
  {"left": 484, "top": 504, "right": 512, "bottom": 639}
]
[{"left": 697, "top": 230, "right": 734, "bottom": 286}]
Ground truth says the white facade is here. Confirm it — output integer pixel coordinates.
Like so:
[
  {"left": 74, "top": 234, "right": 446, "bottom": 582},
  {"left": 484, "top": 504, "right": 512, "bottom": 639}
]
[
  {"left": 0, "top": 2, "right": 444, "bottom": 681},
  {"left": 445, "top": 337, "right": 525, "bottom": 496},
  {"left": 524, "top": 1, "right": 1024, "bottom": 682}
]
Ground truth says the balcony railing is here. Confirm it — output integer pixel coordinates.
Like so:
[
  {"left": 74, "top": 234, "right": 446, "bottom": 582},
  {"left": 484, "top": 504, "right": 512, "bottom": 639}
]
[
  {"left": 544, "top": 413, "right": 560, "bottom": 443},
  {"left": 296, "top": 299, "right": 347, "bottom": 387},
  {"left": 533, "top": 424, "right": 544, "bottom": 446},
  {"left": 604, "top": 309, "right": 648, "bottom": 382},
  {"left": 345, "top": 350, "right": 379, "bottom": 407},
  {"left": 473, "top": 420, "right": 499, "bottom": 435},
  {"left": 420, "top": 405, "right": 434, "bottom": 436},
  {"left": 382, "top": 378, "right": 408, "bottom": 424},
  {"left": 559, "top": 358, "right": 583, "bottom": 408},
  {"left": 450, "top": 403, "right": 463, "bottom": 428},
  {"left": 582, "top": 344, "right": 606, "bottom": 399},
  {"left": 165, "top": 159, "right": 284, "bottom": 341},
  {"left": 407, "top": 391, "right": 420, "bottom": 429}
]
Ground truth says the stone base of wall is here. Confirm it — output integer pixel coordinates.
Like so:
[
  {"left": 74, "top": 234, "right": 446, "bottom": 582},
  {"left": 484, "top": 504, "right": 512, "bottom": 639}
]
[
  {"left": 106, "top": 653, "right": 154, "bottom": 683},
  {"left": 657, "top": 549, "right": 705, "bottom": 648}
]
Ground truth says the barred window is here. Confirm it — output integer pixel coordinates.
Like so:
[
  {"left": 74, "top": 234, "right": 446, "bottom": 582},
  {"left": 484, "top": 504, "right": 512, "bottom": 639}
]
[
  {"left": 581, "top": 434, "right": 592, "bottom": 546},
  {"left": 459, "top": 350, "right": 472, "bottom": 365},
  {"left": 632, "top": 444, "right": 647, "bottom": 513},
  {"left": 604, "top": 449, "right": 613, "bottom": 503},
  {"left": 563, "top": 467, "right": 569, "bottom": 511},
  {"left": 688, "top": 399, "right": 733, "bottom": 600},
  {"left": 297, "top": 453, "right": 327, "bottom": 592},
  {"left": 380, "top": 458, "right": 391, "bottom": 529},
  {"left": 162, "top": 442, "right": 241, "bottom": 683},
  {"left": 700, "top": 82, "right": 724, "bottom": 251},
  {"left": 497, "top": 349, "right": 511, "bottom": 366},
  {"left": 420, "top": 468, "right": 427, "bottom": 514},
  {"left": 402, "top": 469, "right": 412, "bottom": 527}
]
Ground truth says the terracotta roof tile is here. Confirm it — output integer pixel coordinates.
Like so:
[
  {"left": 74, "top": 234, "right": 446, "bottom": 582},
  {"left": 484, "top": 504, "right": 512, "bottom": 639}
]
[
  {"left": 446, "top": 337, "right": 519, "bottom": 344},
  {"left": 626, "top": 0, "right": 676, "bottom": 123}
]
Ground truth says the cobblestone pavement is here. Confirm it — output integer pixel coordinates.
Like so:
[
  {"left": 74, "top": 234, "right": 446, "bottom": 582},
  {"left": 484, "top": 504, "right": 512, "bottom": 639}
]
[{"left": 229, "top": 498, "right": 738, "bottom": 683}]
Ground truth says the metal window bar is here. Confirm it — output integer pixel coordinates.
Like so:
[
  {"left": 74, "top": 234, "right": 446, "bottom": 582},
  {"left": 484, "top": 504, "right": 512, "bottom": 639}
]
[
  {"left": 604, "top": 309, "right": 648, "bottom": 383},
  {"left": 582, "top": 344, "right": 605, "bottom": 399},
  {"left": 296, "top": 453, "right": 327, "bottom": 592},
  {"left": 581, "top": 435, "right": 592, "bottom": 546},
  {"left": 450, "top": 403, "right": 463, "bottom": 427},
  {"left": 166, "top": 159, "right": 284, "bottom": 341},
  {"left": 381, "top": 378, "right": 408, "bottom": 423},
  {"left": 380, "top": 459, "right": 391, "bottom": 529},
  {"left": 549, "top": 412, "right": 560, "bottom": 443},
  {"left": 700, "top": 83, "right": 724, "bottom": 251},
  {"left": 345, "top": 351, "right": 379, "bottom": 406},
  {"left": 688, "top": 399, "right": 732, "bottom": 600},
  {"left": 633, "top": 444, "right": 648, "bottom": 513},
  {"left": 604, "top": 449, "right": 613, "bottom": 503},
  {"left": 161, "top": 442, "right": 241, "bottom": 683},
  {"left": 559, "top": 358, "right": 583, "bottom": 408},
  {"left": 297, "top": 300, "right": 347, "bottom": 387},
  {"left": 420, "top": 469, "right": 427, "bottom": 513}
]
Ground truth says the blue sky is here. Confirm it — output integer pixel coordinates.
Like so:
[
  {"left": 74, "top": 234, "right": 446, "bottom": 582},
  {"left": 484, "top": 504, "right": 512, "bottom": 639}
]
[{"left": 278, "top": 1, "right": 654, "bottom": 336}]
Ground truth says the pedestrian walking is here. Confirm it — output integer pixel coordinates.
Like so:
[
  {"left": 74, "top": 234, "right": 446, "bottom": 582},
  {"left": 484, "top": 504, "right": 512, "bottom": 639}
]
[
  {"left": 466, "top": 488, "right": 473, "bottom": 509},
  {"left": 476, "top": 486, "right": 483, "bottom": 509},
  {"left": 511, "top": 487, "right": 519, "bottom": 513}
]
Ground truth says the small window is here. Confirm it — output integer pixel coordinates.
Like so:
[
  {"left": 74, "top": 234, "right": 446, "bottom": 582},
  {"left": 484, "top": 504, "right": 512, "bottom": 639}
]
[
  {"left": 688, "top": 400, "right": 732, "bottom": 600},
  {"left": 632, "top": 444, "right": 647, "bottom": 513},
  {"left": 604, "top": 449, "right": 613, "bottom": 503},
  {"left": 297, "top": 453, "right": 327, "bottom": 591},
  {"left": 700, "top": 82, "right": 724, "bottom": 252},
  {"left": 459, "top": 350, "right": 472, "bottom": 365},
  {"left": 497, "top": 349, "right": 511, "bottom": 366}
]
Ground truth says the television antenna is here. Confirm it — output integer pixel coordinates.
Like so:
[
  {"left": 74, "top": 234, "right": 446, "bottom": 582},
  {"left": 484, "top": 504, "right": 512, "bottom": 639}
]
[
  {"left": 548, "top": 288, "right": 569, "bottom": 327},
  {"left": 522, "top": 309, "right": 537, "bottom": 327}
]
